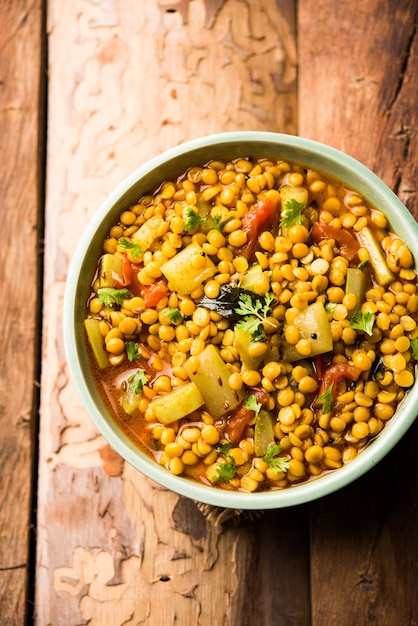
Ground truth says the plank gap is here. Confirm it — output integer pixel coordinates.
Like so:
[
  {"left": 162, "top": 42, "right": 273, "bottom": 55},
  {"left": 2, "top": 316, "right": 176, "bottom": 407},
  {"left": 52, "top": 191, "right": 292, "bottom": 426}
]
[{"left": 26, "top": 0, "right": 48, "bottom": 623}]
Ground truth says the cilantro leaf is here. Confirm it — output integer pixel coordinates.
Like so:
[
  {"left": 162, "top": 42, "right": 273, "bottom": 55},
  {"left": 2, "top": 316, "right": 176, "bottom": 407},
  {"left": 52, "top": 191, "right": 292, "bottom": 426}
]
[
  {"left": 250, "top": 324, "right": 267, "bottom": 343},
  {"left": 118, "top": 237, "right": 143, "bottom": 259},
  {"left": 212, "top": 214, "right": 223, "bottom": 231},
  {"left": 236, "top": 318, "right": 266, "bottom": 340},
  {"left": 126, "top": 341, "right": 141, "bottom": 362},
  {"left": 317, "top": 382, "right": 334, "bottom": 414},
  {"left": 213, "top": 461, "right": 237, "bottom": 483},
  {"left": 212, "top": 214, "right": 234, "bottom": 232},
  {"left": 235, "top": 292, "right": 275, "bottom": 318},
  {"left": 128, "top": 369, "right": 149, "bottom": 394},
  {"left": 216, "top": 442, "right": 233, "bottom": 459},
  {"left": 263, "top": 442, "right": 290, "bottom": 474},
  {"left": 183, "top": 207, "right": 208, "bottom": 232},
  {"left": 244, "top": 394, "right": 262, "bottom": 416},
  {"left": 98, "top": 287, "right": 131, "bottom": 308},
  {"left": 263, "top": 442, "right": 282, "bottom": 462},
  {"left": 411, "top": 338, "right": 418, "bottom": 360},
  {"left": 325, "top": 302, "right": 337, "bottom": 313},
  {"left": 235, "top": 292, "right": 276, "bottom": 336},
  {"left": 163, "top": 308, "right": 183, "bottom": 324},
  {"left": 349, "top": 311, "right": 375, "bottom": 336},
  {"left": 213, "top": 443, "right": 237, "bottom": 482},
  {"left": 280, "top": 199, "right": 305, "bottom": 229}
]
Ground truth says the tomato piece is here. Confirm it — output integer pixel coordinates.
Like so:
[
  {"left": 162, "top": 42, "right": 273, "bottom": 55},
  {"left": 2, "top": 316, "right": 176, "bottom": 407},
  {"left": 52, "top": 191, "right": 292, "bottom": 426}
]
[
  {"left": 127, "top": 263, "right": 143, "bottom": 297},
  {"left": 318, "top": 363, "right": 362, "bottom": 401},
  {"left": 240, "top": 196, "right": 279, "bottom": 259},
  {"left": 128, "top": 268, "right": 168, "bottom": 307},
  {"left": 314, "top": 355, "right": 324, "bottom": 382},
  {"left": 140, "top": 279, "right": 168, "bottom": 308},
  {"left": 251, "top": 387, "right": 270, "bottom": 409},
  {"left": 112, "top": 254, "right": 132, "bottom": 288},
  {"left": 225, "top": 406, "right": 254, "bottom": 444},
  {"left": 311, "top": 222, "right": 360, "bottom": 261},
  {"left": 224, "top": 387, "right": 271, "bottom": 444},
  {"left": 224, "top": 386, "right": 272, "bottom": 444}
]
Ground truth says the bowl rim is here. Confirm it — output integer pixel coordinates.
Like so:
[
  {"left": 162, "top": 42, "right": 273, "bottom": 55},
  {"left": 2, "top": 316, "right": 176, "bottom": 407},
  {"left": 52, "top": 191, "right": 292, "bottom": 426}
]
[{"left": 63, "top": 131, "right": 418, "bottom": 510}]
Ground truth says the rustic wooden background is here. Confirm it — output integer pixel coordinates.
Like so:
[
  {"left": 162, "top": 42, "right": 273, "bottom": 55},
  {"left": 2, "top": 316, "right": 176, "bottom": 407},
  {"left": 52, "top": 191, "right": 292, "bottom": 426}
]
[{"left": 1, "top": 0, "right": 417, "bottom": 624}]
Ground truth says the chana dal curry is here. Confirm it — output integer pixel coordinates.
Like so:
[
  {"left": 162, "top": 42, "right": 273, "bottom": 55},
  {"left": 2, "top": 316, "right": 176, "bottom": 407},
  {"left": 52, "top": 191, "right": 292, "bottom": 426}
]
[{"left": 85, "top": 157, "right": 418, "bottom": 492}]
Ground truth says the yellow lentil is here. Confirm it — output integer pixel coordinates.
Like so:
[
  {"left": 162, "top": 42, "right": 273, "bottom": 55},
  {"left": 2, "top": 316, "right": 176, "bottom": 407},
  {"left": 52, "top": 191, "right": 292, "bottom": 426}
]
[{"left": 85, "top": 155, "right": 418, "bottom": 495}]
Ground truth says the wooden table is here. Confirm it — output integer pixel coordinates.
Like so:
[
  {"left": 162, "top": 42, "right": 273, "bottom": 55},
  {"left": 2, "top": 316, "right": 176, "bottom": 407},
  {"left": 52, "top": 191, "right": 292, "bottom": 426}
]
[{"left": 1, "top": 1, "right": 417, "bottom": 624}]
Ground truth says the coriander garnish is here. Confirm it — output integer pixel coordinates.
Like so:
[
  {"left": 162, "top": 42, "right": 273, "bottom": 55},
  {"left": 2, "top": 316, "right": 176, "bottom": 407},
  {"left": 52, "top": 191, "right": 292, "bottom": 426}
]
[
  {"left": 183, "top": 207, "right": 208, "bottom": 232},
  {"left": 349, "top": 311, "right": 375, "bottom": 336},
  {"left": 128, "top": 369, "right": 149, "bottom": 394},
  {"left": 97, "top": 287, "right": 131, "bottom": 307},
  {"left": 317, "top": 382, "right": 334, "bottom": 414},
  {"left": 263, "top": 443, "right": 290, "bottom": 474},
  {"left": 279, "top": 199, "right": 305, "bottom": 228},
  {"left": 118, "top": 237, "right": 143, "bottom": 259},
  {"left": 234, "top": 292, "right": 276, "bottom": 341}
]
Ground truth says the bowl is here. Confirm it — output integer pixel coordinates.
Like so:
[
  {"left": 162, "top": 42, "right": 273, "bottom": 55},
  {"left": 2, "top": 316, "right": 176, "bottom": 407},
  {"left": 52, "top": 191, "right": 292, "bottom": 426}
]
[{"left": 63, "top": 131, "right": 418, "bottom": 509}]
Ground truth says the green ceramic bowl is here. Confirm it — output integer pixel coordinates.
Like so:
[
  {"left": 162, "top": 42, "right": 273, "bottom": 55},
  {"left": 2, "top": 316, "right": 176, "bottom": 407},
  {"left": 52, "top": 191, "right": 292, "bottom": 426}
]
[{"left": 63, "top": 132, "right": 418, "bottom": 509}]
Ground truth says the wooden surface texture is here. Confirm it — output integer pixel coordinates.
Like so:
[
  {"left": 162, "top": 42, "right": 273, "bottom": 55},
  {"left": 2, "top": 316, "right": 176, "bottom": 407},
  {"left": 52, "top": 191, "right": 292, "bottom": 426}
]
[
  {"left": 0, "top": 1, "right": 44, "bottom": 622},
  {"left": 0, "top": 0, "right": 417, "bottom": 624},
  {"left": 299, "top": 2, "right": 418, "bottom": 623}
]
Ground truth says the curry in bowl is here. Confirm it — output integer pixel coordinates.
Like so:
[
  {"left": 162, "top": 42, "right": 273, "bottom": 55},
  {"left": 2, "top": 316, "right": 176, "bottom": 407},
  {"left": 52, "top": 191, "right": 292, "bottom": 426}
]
[{"left": 84, "top": 156, "right": 418, "bottom": 493}]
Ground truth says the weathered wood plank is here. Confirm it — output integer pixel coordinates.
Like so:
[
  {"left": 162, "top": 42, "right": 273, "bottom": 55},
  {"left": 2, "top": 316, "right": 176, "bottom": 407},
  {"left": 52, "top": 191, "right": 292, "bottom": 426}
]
[
  {"left": 298, "top": 0, "right": 417, "bottom": 210},
  {"left": 0, "top": 1, "right": 44, "bottom": 622},
  {"left": 36, "top": 1, "right": 302, "bottom": 624},
  {"left": 298, "top": 1, "right": 418, "bottom": 623}
]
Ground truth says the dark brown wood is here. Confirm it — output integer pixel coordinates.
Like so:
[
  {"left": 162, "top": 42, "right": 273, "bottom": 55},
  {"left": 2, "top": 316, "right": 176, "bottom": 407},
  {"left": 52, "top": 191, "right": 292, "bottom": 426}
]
[
  {"left": 174, "top": 500, "right": 312, "bottom": 626},
  {"left": 239, "top": 508, "right": 311, "bottom": 626},
  {"left": 0, "top": 0, "right": 44, "bottom": 623},
  {"left": 298, "top": 0, "right": 417, "bottom": 210},
  {"left": 299, "top": 1, "right": 418, "bottom": 623},
  {"left": 309, "top": 436, "right": 418, "bottom": 626}
]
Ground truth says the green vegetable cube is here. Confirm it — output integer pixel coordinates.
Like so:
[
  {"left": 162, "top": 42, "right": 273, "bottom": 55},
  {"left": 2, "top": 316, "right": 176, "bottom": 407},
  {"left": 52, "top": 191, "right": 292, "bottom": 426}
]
[
  {"left": 160, "top": 242, "right": 216, "bottom": 295},
  {"left": 184, "top": 344, "right": 245, "bottom": 417},
  {"left": 149, "top": 382, "right": 204, "bottom": 424},
  {"left": 84, "top": 318, "right": 109, "bottom": 369},
  {"left": 282, "top": 301, "right": 333, "bottom": 362},
  {"left": 99, "top": 254, "right": 123, "bottom": 288}
]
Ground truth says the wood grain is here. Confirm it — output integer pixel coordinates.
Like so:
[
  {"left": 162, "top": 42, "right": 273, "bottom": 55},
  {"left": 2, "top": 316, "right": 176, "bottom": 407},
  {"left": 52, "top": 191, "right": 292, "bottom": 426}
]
[
  {"left": 298, "top": 1, "right": 418, "bottom": 624},
  {"left": 0, "top": 1, "right": 44, "bottom": 623},
  {"left": 36, "top": 1, "right": 299, "bottom": 624},
  {"left": 32, "top": 0, "right": 418, "bottom": 623},
  {"left": 298, "top": 0, "right": 417, "bottom": 210}
]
